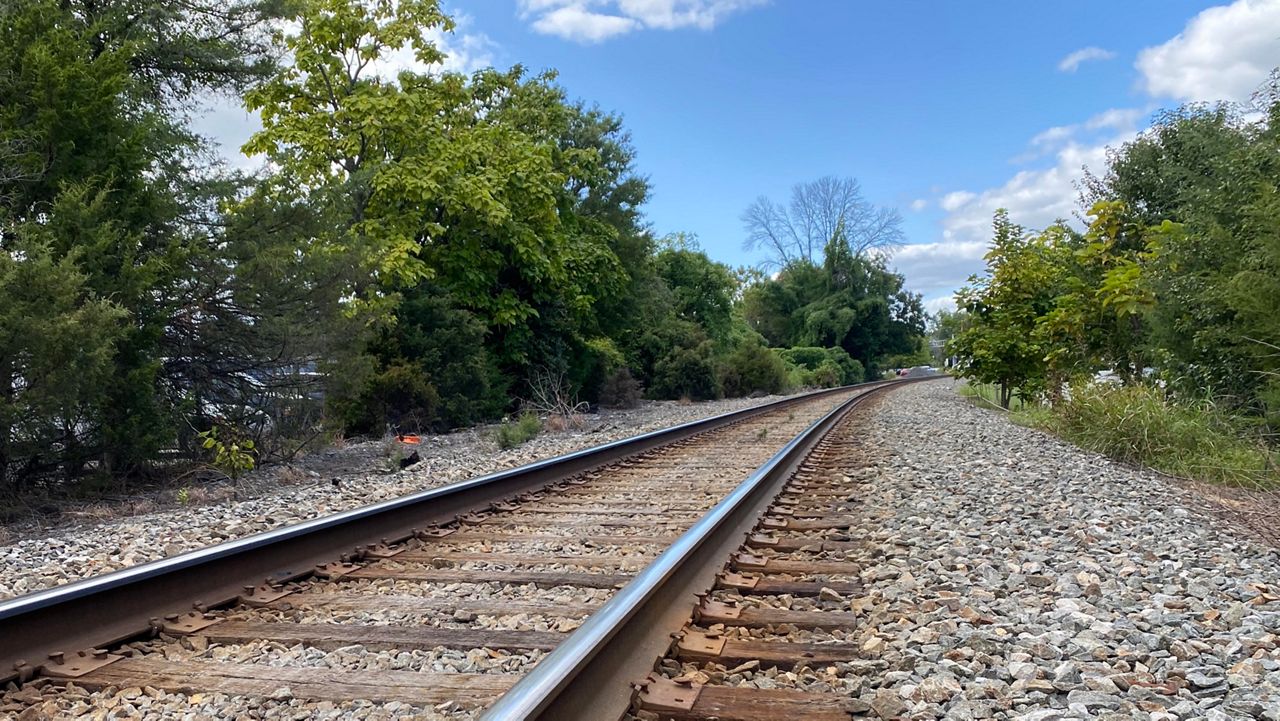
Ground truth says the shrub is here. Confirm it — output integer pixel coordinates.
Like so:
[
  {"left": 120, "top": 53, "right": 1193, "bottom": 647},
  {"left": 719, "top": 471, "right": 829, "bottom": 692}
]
[
  {"left": 1048, "top": 382, "right": 1276, "bottom": 487},
  {"left": 719, "top": 342, "right": 789, "bottom": 398},
  {"left": 780, "top": 346, "right": 863, "bottom": 388},
  {"left": 827, "top": 350, "right": 864, "bottom": 385},
  {"left": 600, "top": 368, "right": 643, "bottom": 408},
  {"left": 336, "top": 361, "right": 440, "bottom": 435},
  {"left": 651, "top": 343, "right": 720, "bottom": 401},
  {"left": 808, "top": 361, "right": 842, "bottom": 388},
  {"left": 494, "top": 411, "right": 542, "bottom": 450},
  {"left": 779, "top": 347, "right": 829, "bottom": 371},
  {"left": 198, "top": 426, "right": 257, "bottom": 481}
]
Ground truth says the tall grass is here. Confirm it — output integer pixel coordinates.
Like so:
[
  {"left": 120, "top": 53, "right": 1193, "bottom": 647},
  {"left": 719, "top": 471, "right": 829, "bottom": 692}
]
[
  {"left": 957, "top": 381, "right": 1033, "bottom": 411},
  {"left": 494, "top": 411, "right": 542, "bottom": 450},
  {"left": 1041, "top": 383, "right": 1276, "bottom": 488}
]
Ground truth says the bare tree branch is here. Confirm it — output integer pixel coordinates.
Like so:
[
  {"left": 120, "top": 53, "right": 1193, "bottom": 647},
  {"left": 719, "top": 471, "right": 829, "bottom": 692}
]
[{"left": 741, "top": 175, "right": 904, "bottom": 269}]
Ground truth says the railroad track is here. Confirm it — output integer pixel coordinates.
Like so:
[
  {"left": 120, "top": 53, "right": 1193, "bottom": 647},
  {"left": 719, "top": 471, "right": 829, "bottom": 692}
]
[
  {"left": 0, "top": 379, "right": 926, "bottom": 719},
  {"left": 620, "top": 402, "right": 889, "bottom": 721}
]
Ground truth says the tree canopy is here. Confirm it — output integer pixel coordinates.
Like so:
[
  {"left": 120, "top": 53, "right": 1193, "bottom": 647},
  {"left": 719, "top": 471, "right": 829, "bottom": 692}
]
[
  {"left": 0, "top": 0, "right": 927, "bottom": 503},
  {"left": 951, "top": 98, "right": 1280, "bottom": 429}
]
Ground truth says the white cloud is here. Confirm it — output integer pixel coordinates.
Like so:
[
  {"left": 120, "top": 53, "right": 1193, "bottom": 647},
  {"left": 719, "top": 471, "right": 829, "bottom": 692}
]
[
  {"left": 530, "top": 6, "right": 640, "bottom": 42},
  {"left": 1058, "top": 46, "right": 1117, "bottom": 73},
  {"left": 1029, "top": 125, "right": 1075, "bottom": 149},
  {"left": 519, "top": 0, "right": 766, "bottom": 43},
  {"left": 370, "top": 12, "right": 498, "bottom": 78},
  {"left": 1137, "top": 0, "right": 1280, "bottom": 103},
  {"left": 939, "top": 191, "right": 976, "bottom": 212},
  {"left": 922, "top": 295, "right": 957, "bottom": 315},
  {"left": 909, "top": 198, "right": 928, "bottom": 212},
  {"left": 890, "top": 240, "right": 989, "bottom": 296},
  {"left": 1084, "top": 107, "right": 1143, "bottom": 131}
]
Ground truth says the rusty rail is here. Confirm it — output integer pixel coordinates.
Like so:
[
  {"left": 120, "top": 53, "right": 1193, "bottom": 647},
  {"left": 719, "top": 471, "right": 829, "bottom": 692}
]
[
  {"left": 0, "top": 381, "right": 897, "bottom": 684},
  {"left": 479, "top": 377, "right": 930, "bottom": 720}
]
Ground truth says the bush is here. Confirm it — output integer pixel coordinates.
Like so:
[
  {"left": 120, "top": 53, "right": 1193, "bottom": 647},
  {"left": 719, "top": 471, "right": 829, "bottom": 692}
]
[
  {"left": 779, "top": 347, "right": 829, "bottom": 371},
  {"left": 494, "top": 411, "right": 542, "bottom": 449},
  {"left": 780, "top": 346, "right": 863, "bottom": 388},
  {"left": 827, "top": 350, "right": 864, "bottom": 385},
  {"left": 600, "top": 368, "right": 643, "bottom": 408},
  {"left": 651, "top": 343, "right": 719, "bottom": 401},
  {"left": 1048, "top": 382, "right": 1276, "bottom": 487},
  {"left": 719, "top": 342, "right": 789, "bottom": 398},
  {"left": 808, "top": 361, "right": 842, "bottom": 388},
  {"left": 335, "top": 361, "right": 440, "bottom": 435}
]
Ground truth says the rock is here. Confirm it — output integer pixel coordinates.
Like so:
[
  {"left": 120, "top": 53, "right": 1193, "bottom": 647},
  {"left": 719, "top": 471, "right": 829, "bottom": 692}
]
[
  {"left": 1067, "top": 689, "right": 1122, "bottom": 711},
  {"left": 913, "top": 675, "right": 962, "bottom": 703},
  {"left": 870, "top": 688, "right": 908, "bottom": 719},
  {"left": 818, "top": 587, "right": 843, "bottom": 602},
  {"left": 1009, "top": 661, "right": 1038, "bottom": 680}
]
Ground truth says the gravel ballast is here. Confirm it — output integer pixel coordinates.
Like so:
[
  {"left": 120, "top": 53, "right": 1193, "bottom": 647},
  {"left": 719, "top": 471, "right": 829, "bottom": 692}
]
[
  {"left": 0, "top": 394, "right": 804, "bottom": 600},
  {"left": 7, "top": 379, "right": 1280, "bottom": 720},
  {"left": 808, "top": 379, "right": 1280, "bottom": 720}
]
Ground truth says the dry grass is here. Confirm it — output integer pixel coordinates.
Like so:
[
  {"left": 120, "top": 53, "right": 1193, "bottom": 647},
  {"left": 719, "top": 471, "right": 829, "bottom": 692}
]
[
  {"left": 543, "top": 413, "right": 588, "bottom": 433},
  {"left": 274, "top": 465, "right": 310, "bottom": 486}
]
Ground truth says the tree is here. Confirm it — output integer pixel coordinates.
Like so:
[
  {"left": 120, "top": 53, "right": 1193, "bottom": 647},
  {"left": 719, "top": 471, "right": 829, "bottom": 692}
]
[
  {"left": 949, "top": 210, "right": 1064, "bottom": 408},
  {"left": 654, "top": 234, "right": 737, "bottom": 345},
  {"left": 0, "top": 212, "right": 126, "bottom": 491},
  {"left": 742, "top": 176, "right": 904, "bottom": 268},
  {"left": 0, "top": 0, "right": 289, "bottom": 485},
  {"left": 741, "top": 225, "right": 924, "bottom": 376}
]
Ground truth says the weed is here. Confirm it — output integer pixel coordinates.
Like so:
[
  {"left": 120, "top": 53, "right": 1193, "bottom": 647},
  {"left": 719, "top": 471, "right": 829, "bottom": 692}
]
[
  {"left": 495, "top": 412, "right": 542, "bottom": 450},
  {"left": 1035, "top": 382, "right": 1277, "bottom": 488},
  {"left": 199, "top": 426, "right": 256, "bottom": 481},
  {"left": 756, "top": 427, "right": 769, "bottom": 441},
  {"left": 958, "top": 382, "right": 1032, "bottom": 411},
  {"left": 176, "top": 487, "right": 191, "bottom": 505},
  {"left": 384, "top": 440, "right": 406, "bottom": 471}
]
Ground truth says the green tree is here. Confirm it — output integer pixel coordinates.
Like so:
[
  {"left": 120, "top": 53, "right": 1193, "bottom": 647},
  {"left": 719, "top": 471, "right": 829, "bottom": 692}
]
[
  {"left": 949, "top": 210, "right": 1064, "bottom": 408},
  {"left": 0, "top": 214, "right": 126, "bottom": 491}
]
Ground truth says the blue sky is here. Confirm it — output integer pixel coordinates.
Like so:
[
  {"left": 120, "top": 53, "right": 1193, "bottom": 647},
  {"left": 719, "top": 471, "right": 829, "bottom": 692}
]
[{"left": 198, "top": 0, "right": 1280, "bottom": 311}]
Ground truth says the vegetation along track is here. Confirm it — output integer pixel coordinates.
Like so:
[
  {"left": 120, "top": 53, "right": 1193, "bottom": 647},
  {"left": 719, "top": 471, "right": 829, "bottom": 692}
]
[{"left": 0, "top": 380, "right": 913, "bottom": 718}]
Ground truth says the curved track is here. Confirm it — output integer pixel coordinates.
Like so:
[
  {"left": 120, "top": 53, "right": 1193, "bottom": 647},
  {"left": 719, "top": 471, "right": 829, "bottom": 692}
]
[{"left": 0, "top": 380, "right": 917, "bottom": 719}]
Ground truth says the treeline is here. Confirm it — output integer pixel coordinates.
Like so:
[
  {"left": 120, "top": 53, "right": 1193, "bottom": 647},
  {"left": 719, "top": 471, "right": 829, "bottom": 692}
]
[
  {"left": 948, "top": 100, "right": 1280, "bottom": 439},
  {"left": 0, "top": 0, "right": 923, "bottom": 501}
]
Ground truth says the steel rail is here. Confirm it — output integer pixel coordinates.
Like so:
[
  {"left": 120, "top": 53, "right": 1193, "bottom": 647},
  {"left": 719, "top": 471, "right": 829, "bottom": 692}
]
[
  {"left": 0, "top": 381, "right": 890, "bottom": 683},
  {"left": 479, "top": 378, "right": 921, "bottom": 721}
]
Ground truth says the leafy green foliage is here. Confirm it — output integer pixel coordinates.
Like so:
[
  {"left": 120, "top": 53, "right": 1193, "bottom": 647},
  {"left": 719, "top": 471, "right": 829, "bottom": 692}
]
[
  {"left": 198, "top": 426, "right": 257, "bottom": 481},
  {"left": 0, "top": 220, "right": 126, "bottom": 490},
  {"left": 494, "top": 412, "right": 542, "bottom": 450},
  {"left": 949, "top": 210, "right": 1068, "bottom": 408},
  {"left": 651, "top": 342, "right": 720, "bottom": 401},
  {"left": 779, "top": 346, "right": 863, "bottom": 387},
  {"left": 654, "top": 237, "right": 737, "bottom": 344},
  {"left": 742, "top": 228, "right": 924, "bottom": 376},
  {"left": 718, "top": 342, "right": 790, "bottom": 398},
  {"left": 1045, "top": 383, "right": 1275, "bottom": 488}
]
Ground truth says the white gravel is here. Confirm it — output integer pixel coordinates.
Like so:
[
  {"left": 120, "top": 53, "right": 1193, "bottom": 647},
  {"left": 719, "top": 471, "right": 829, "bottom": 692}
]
[
  {"left": 0, "top": 394, "right": 804, "bottom": 600},
  {"left": 13, "top": 379, "right": 1280, "bottom": 721},
  {"left": 647, "top": 379, "right": 1280, "bottom": 720},
  {"left": 816, "top": 380, "right": 1280, "bottom": 719}
]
